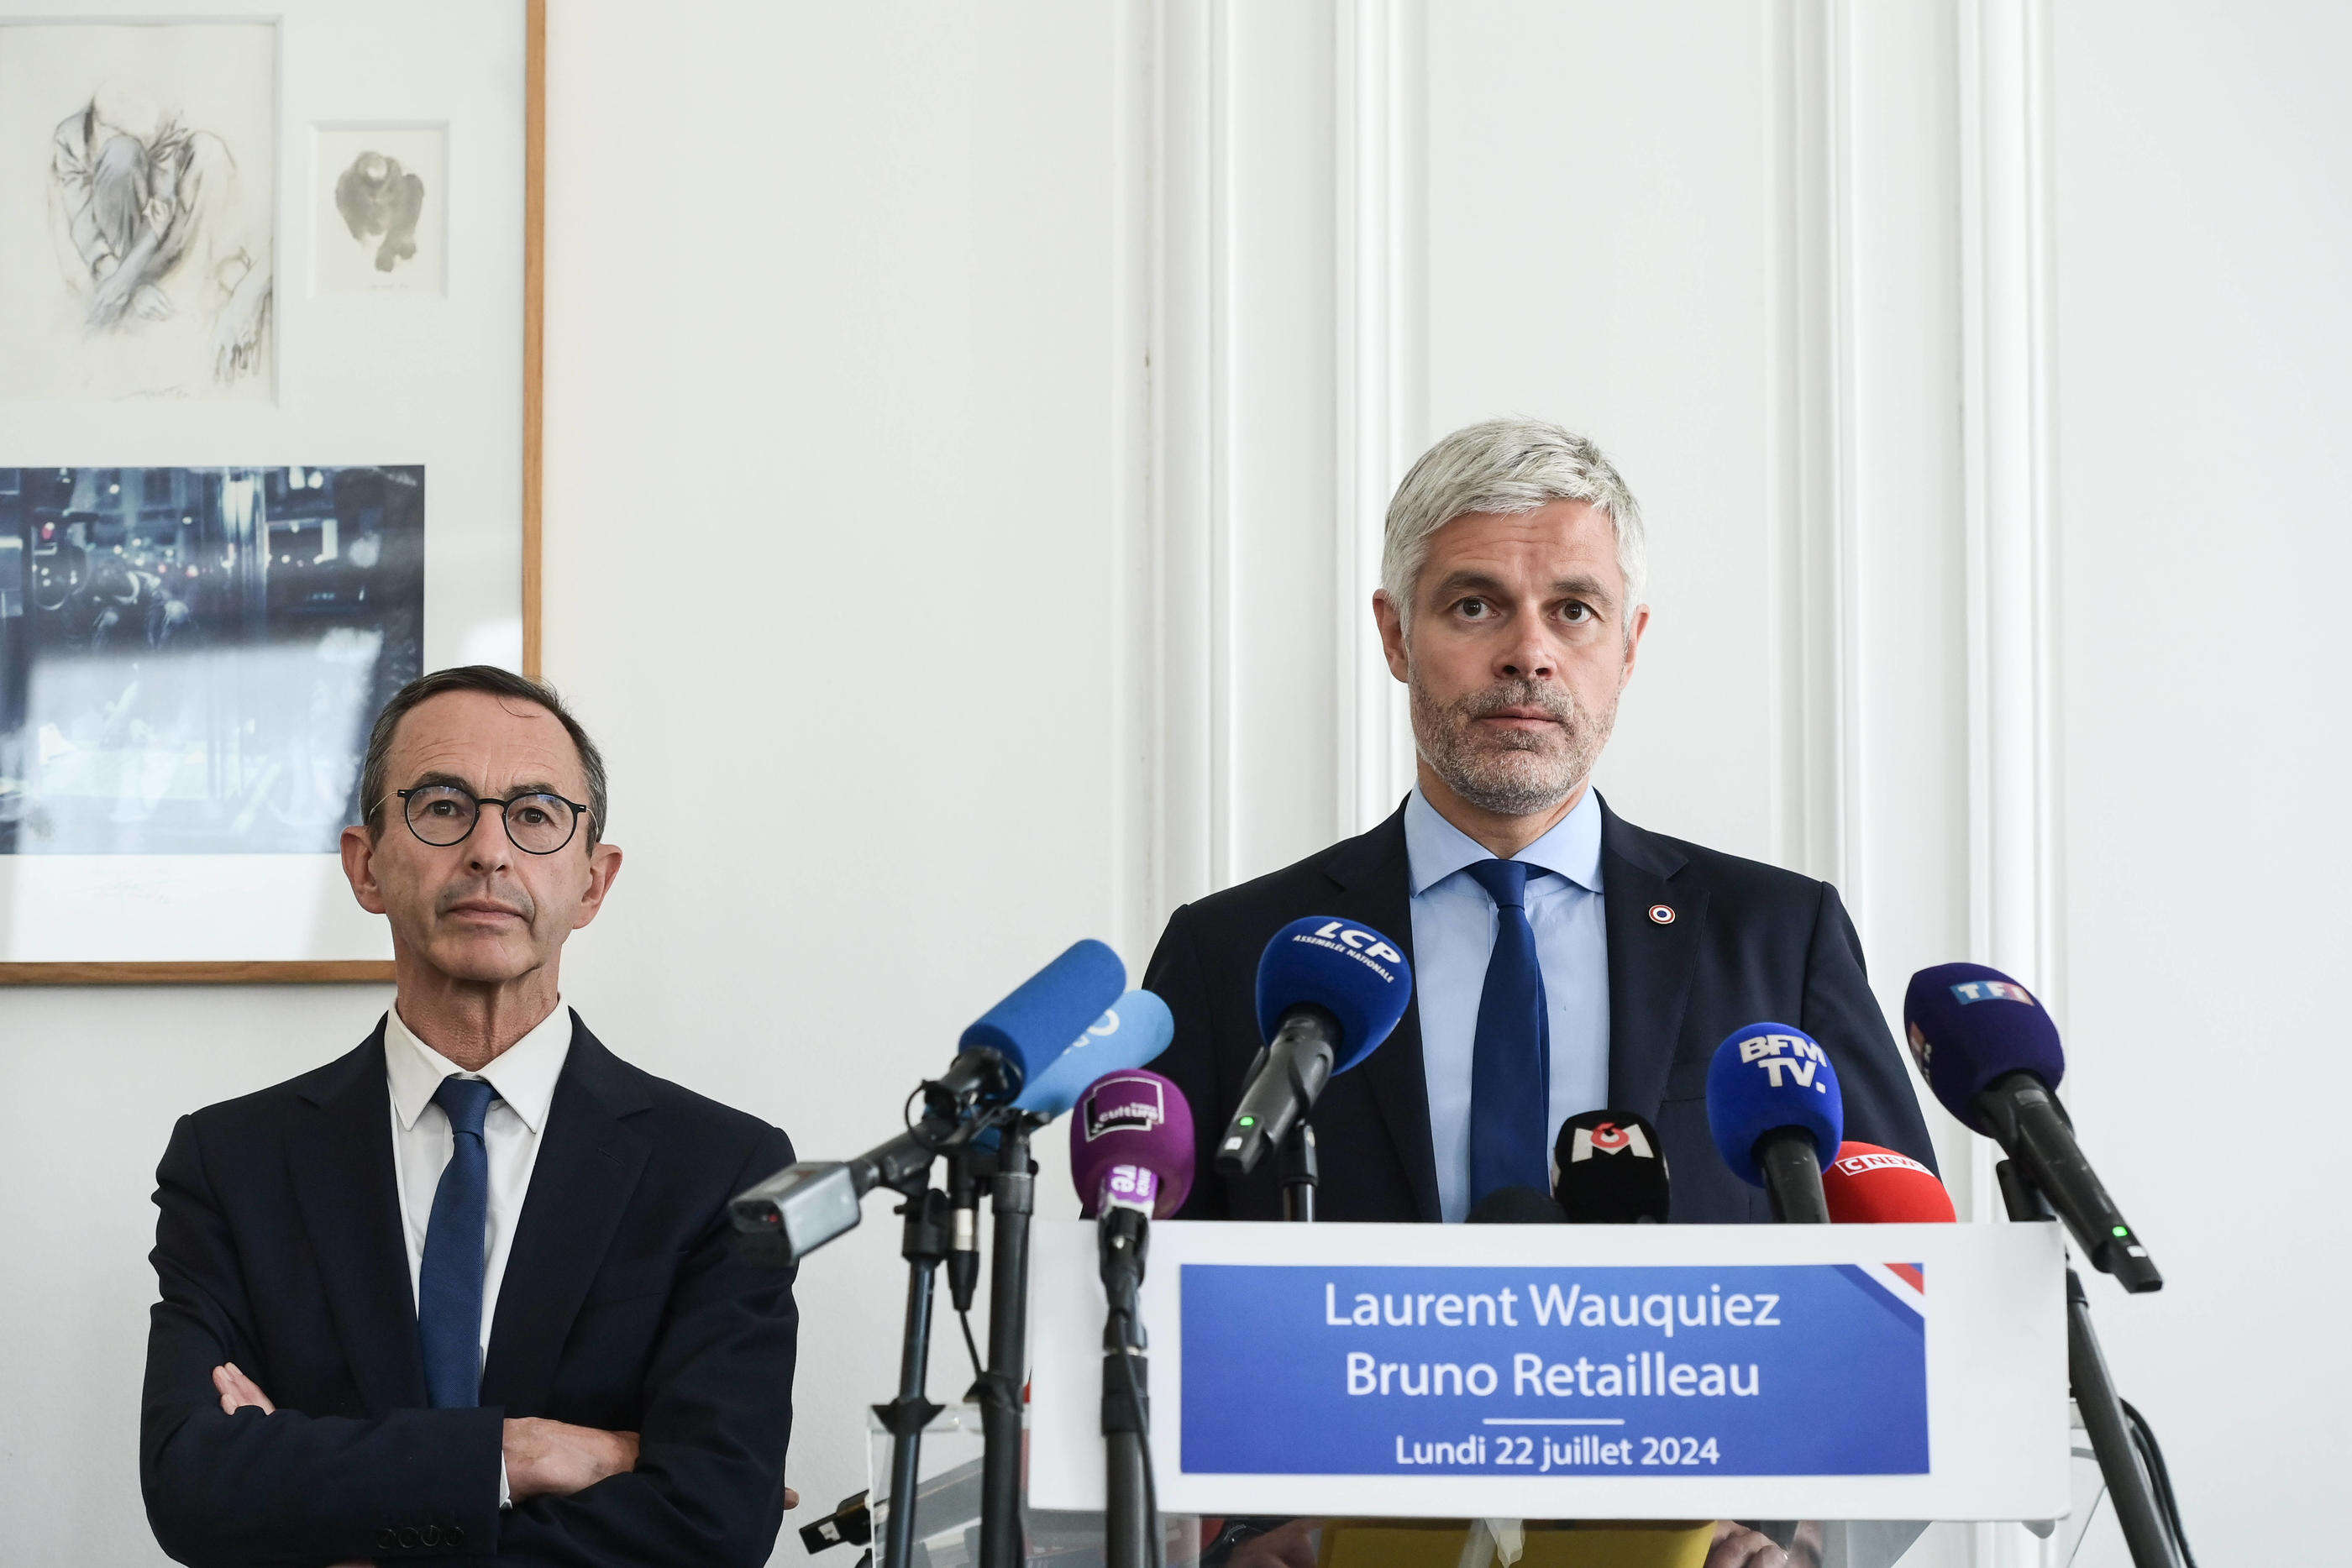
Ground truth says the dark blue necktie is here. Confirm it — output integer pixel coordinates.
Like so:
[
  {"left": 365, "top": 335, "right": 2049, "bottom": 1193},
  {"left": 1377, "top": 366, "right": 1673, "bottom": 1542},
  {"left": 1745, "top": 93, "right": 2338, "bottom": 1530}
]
[
  {"left": 1465, "top": 858, "right": 1551, "bottom": 1208},
  {"left": 418, "top": 1076, "right": 499, "bottom": 1408}
]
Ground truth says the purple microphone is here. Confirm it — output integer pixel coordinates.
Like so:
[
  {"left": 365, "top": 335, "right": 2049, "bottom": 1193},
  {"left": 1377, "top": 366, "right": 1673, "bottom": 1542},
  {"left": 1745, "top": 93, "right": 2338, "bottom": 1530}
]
[{"left": 1071, "top": 1069, "right": 1195, "bottom": 1219}]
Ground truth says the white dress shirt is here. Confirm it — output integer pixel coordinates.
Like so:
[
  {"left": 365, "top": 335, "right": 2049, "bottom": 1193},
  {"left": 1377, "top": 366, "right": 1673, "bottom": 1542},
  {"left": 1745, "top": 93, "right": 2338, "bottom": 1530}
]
[
  {"left": 1404, "top": 786, "right": 1611, "bottom": 1223},
  {"left": 385, "top": 999, "right": 571, "bottom": 1372}
]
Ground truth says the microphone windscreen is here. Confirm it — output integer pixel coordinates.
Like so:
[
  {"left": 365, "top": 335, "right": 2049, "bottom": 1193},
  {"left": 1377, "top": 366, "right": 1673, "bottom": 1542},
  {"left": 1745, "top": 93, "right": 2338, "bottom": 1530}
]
[
  {"left": 1010, "top": 989, "right": 1174, "bottom": 1120},
  {"left": 1070, "top": 1069, "right": 1195, "bottom": 1219},
  {"left": 1823, "top": 1141, "right": 1956, "bottom": 1223},
  {"left": 1253, "top": 916, "right": 1414, "bottom": 1075},
  {"left": 1551, "top": 1109, "right": 1671, "bottom": 1223},
  {"left": 1705, "top": 1022, "right": 1845, "bottom": 1188},
  {"left": 1902, "top": 962, "right": 2066, "bottom": 1135},
  {"left": 1467, "top": 1186, "right": 1569, "bottom": 1225},
  {"left": 958, "top": 939, "right": 1128, "bottom": 1093}
]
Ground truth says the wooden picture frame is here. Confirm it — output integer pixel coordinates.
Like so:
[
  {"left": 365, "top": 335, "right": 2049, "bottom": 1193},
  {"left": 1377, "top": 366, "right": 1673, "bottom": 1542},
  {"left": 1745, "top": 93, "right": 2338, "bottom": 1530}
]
[{"left": 0, "top": 1, "right": 545, "bottom": 984}]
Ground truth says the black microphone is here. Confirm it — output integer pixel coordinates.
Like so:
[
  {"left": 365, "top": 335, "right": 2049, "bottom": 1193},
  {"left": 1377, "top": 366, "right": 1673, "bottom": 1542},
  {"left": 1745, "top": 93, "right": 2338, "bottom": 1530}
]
[
  {"left": 1551, "top": 1109, "right": 1671, "bottom": 1223},
  {"left": 1217, "top": 918, "right": 1414, "bottom": 1177},
  {"left": 1467, "top": 1186, "right": 1568, "bottom": 1224},
  {"left": 1905, "top": 964, "right": 2160, "bottom": 1291}
]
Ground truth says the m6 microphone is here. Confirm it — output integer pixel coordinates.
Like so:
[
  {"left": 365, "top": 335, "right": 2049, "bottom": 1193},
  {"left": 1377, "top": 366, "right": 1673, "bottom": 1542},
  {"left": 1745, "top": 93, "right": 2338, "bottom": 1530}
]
[
  {"left": 1903, "top": 963, "right": 2160, "bottom": 1290},
  {"left": 1705, "top": 1023, "right": 1844, "bottom": 1225},
  {"left": 1551, "top": 1109, "right": 1671, "bottom": 1223},
  {"left": 729, "top": 941, "right": 1129, "bottom": 1264},
  {"left": 1216, "top": 917, "right": 1413, "bottom": 1178},
  {"left": 1467, "top": 1186, "right": 1568, "bottom": 1224},
  {"left": 1822, "top": 1141, "right": 1956, "bottom": 1224},
  {"left": 1070, "top": 1070, "right": 1194, "bottom": 1568}
]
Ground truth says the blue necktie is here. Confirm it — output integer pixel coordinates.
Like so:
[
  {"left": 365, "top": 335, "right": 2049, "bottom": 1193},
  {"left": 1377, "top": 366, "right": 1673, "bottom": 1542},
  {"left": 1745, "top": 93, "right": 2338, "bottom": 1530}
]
[
  {"left": 1465, "top": 858, "right": 1551, "bottom": 1208},
  {"left": 418, "top": 1076, "right": 499, "bottom": 1408}
]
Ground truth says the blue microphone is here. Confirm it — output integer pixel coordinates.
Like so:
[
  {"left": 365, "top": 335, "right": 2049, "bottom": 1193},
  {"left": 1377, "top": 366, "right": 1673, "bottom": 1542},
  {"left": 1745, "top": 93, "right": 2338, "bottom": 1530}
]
[
  {"left": 1215, "top": 917, "right": 1414, "bottom": 1178},
  {"left": 953, "top": 938, "right": 1129, "bottom": 1102},
  {"left": 1905, "top": 963, "right": 2159, "bottom": 1290},
  {"left": 1010, "top": 989, "right": 1175, "bottom": 1121},
  {"left": 1705, "top": 1022, "right": 1844, "bottom": 1224}
]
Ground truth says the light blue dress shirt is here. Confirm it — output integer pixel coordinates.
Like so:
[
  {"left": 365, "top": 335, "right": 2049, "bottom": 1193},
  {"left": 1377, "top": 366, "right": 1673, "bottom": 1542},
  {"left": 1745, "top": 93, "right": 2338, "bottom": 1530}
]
[{"left": 1404, "top": 786, "right": 1610, "bottom": 1223}]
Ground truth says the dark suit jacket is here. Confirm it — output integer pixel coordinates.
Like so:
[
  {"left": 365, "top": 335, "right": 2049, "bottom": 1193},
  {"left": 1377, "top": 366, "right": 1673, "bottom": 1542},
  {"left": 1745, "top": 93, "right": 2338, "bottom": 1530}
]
[
  {"left": 1144, "top": 796, "right": 1936, "bottom": 1224},
  {"left": 141, "top": 1013, "right": 799, "bottom": 1568}
]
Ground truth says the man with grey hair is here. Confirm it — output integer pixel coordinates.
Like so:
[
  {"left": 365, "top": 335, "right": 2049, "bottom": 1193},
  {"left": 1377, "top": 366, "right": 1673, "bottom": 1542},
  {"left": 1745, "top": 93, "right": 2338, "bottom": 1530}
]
[
  {"left": 140, "top": 666, "right": 801, "bottom": 1568},
  {"left": 1147, "top": 417, "right": 1935, "bottom": 1233}
]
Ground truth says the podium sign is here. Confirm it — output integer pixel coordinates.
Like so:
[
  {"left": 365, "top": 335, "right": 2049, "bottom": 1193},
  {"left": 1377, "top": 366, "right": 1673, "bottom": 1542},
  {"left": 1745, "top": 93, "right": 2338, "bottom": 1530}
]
[{"left": 1028, "top": 1219, "right": 2067, "bottom": 1521}]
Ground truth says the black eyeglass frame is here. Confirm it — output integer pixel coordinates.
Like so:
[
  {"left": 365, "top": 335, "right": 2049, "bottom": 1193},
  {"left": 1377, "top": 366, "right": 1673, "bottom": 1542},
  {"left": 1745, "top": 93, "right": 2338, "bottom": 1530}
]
[{"left": 394, "top": 786, "right": 593, "bottom": 856}]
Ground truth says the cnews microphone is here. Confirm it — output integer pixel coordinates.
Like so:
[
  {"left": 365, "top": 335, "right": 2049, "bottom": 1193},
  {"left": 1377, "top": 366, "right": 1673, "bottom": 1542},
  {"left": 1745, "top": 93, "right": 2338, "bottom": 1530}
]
[
  {"left": 729, "top": 940, "right": 1128, "bottom": 1264},
  {"left": 1903, "top": 963, "right": 2160, "bottom": 1290},
  {"left": 1071, "top": 1069, "right": 1194, "bottom": 1568},
  {"left": 1552, "top": 1109, "right": 1671, "bottom": 1223},
  {"left": 1467, "top": 1186, "right": 1568, "bottom": 1224},
  {"left": 1216, "top": 917, "right": 1414, "bottom": 1177},
  {"left": 1706, "top": 1022, "right": 1844, "bottom": 1225},
  {"left": 1822, "top": 1141, "right": 1956, "bottom": 1224}
]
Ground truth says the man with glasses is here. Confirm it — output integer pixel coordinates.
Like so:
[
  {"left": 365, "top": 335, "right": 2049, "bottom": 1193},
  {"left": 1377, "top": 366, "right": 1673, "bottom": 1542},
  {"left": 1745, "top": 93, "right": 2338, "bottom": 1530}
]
[{"left": 139, "top": 666, "right": 801, "bottom": 1568}]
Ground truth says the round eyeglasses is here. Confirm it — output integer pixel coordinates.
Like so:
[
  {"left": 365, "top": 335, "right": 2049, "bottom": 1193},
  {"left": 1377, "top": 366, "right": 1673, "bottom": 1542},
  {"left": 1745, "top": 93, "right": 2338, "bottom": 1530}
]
[{"left": 396, "top": 784, "right": 590, "bottom": 856}]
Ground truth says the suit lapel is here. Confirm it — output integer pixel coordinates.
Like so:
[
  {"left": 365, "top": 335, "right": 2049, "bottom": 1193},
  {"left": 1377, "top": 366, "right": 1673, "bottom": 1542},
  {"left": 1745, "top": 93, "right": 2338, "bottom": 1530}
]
[
  {"left": 290, "top": 1023, "right": 427, "bottom": 1413},
  {"left": 1599, "top": 798, "right": 1708, "bottom": 1120},
  {"left": 480, "top": 1015, "right": 651, "bottom": 1415},
  {"left": 1324, "top": 805, "right": 1443, "bottom": 1223}
]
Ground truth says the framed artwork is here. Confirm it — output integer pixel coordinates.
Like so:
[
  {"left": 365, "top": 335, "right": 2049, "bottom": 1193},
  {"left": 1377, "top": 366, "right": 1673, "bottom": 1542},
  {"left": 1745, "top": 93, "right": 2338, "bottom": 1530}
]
[{"left": 0, "top": 2, "right": 545, "bottom": 983}]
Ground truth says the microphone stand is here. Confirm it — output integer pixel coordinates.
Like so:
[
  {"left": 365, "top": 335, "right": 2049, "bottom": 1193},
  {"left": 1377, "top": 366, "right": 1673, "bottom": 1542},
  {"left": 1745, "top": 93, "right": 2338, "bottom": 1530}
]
[
  {"left": 1278, "top": 1121, "right": 1318, "bottom": 1222},
  {"left": 874, "top": 1178, "right": 951, "bottom": 1568},
  {"left": 970, "top": 1116, "right": 1040, "bottom": 1568},
  {"left": 1098, "top": 1205, "right": 1158, "bottom": 1568},
  {"left": 1996, "top": 1160, "right": 2179, "bottom": 1568}
]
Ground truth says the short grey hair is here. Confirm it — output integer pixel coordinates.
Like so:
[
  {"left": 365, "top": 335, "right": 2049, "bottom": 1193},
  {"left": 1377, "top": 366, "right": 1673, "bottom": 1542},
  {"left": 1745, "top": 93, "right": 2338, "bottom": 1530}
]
[
  {"left": 357, "top": 665, "right": 610, "bottom": 848},
  {"left": 1380, "top": 417, "right": 1647, "bottom": 624}
]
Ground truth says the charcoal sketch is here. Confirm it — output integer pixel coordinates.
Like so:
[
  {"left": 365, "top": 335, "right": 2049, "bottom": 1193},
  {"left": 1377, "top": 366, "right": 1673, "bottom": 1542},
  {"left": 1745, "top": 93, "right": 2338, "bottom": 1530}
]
[
  {"left": 0, "top": 24, "right": 275, "bottom": 401},
  {"left": 334, "top": 151, "right": 425, "bottom": 273}
]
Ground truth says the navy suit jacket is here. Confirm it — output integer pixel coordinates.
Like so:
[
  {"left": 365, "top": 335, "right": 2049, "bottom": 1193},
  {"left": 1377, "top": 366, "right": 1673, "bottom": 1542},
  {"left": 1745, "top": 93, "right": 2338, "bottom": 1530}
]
[
  {"left": 141, "top": 1014, "right": 798, "bottom": 1567},
  {"left": 1144, "top": 796, "right": 1936, "bottom": 1223}
]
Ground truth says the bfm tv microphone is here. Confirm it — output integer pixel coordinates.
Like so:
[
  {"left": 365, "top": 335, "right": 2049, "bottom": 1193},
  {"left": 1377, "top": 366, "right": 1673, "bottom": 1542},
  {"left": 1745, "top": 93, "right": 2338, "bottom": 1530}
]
[
  {"left": 729, "top": 940, "right": 1129, "bottom": 1264},
  {"left": 1552, "top": 1109, "right": 1671, "bottom": 1223},
  {"left": 1215, "top": 917, "right": 1414, "bottom": 1177},
  {"left": 1822, "top": 1141, "right": 1956, "bottom": 1224},
  {"left": 1903, "top": 962, "right": 2160, "bottom": 1290},
  {"left": 1705, "top": 1023, "right": 1844, "bottom": 1225}
]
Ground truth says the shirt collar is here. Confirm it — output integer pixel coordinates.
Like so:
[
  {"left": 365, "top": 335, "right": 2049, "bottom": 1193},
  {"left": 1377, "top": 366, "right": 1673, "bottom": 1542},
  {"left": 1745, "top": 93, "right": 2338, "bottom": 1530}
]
[
  {"left": 1403, "top": 784, "right": 1605, "bottom": 897},
  {"left": 383, "top": 1001, "right": 574, "bottom": 1135}
]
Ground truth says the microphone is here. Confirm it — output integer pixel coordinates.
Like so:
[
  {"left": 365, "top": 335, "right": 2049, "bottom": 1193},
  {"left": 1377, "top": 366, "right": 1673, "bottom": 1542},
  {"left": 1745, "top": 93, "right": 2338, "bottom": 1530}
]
[
  {"left": 1903, "top": 963, "right": 2160, "bottom": 1290},
  {"left": 729, "top": 941, "right": 1129, "bottom": 1263},
  {"left": 1551, "top": 1109, "right": 1671, "bottom": 1223},
  {"left": 1071, "top": 1070, "right": 1194, "bottom": 1568},
  {"left": 1822, "top": 1141, "right": 1956, "bottom": 1223},
  {"left": 1467, "top": 1186, "right": 1568, "bottom": 1224},
  {"left": 1215, "top": 917, "right": 1414, "bottom": 1177},
  {"left": 1705, "top": 1022, "right": 1844, "bottom": 1225}
]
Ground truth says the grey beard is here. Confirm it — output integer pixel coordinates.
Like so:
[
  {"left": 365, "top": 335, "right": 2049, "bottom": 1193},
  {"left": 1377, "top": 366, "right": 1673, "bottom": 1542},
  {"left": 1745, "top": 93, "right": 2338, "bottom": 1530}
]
[{"left": 1410, "top": 673, "right": 1616, "bottom": 817}]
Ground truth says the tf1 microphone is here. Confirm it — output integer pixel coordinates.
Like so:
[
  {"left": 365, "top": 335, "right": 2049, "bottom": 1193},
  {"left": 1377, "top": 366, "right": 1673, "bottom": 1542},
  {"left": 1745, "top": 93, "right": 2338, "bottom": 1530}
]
[
  {"left": 1551, "top": 1109, "right": 1671, "bottom": 1223},
  {"left": 1467, "top": 1186, "right": 1568, "bottom": 1224},
  {"left": 1903, "top": 963, "right": 2160, "bottom": 1290},
  {"left": 1822, "top": 1141, "right": 1956, "bottom": 1224},
  {"left": 729, "top": 941, "right": 1129, "bottom": 1264},
  {"left": 1071, "top": 1070, "right": 1195, "bottom": 1568},
  {"left": 1705, "top": 1023, "right": 1844, "bottom": 1225},
  {"left": 1215, "top": 917, "right": 1414, "bottom": 1178}
]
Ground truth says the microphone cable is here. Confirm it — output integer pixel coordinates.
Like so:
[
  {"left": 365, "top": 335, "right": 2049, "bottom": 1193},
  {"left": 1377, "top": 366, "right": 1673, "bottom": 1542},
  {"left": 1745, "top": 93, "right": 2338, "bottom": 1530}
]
[{"left": 2119, "top": 1399, "right": 2197, "bottom": 1568}]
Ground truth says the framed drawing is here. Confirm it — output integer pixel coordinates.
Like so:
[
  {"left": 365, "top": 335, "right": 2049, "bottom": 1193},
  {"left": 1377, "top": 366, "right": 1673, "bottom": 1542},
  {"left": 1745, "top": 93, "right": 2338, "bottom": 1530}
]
[{"left": 0, "top": 1, "right": 545, "bottom": 983}]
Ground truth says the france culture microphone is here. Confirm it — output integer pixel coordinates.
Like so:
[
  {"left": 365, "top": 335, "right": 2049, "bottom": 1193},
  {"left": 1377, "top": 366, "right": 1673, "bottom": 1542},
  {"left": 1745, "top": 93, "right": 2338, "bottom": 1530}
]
[
  {"left": 729, "top": 940, "right": 1128, "bottom": 1264},
  {"left": 1822, "top": 1141, "right": 1956, "bottom": 1224},
  {"left": 1903, "top": 963, "right": 2160, "bottom": 1291},
  {"left": 1216, "top": 917, "right": 1414, "bottom": 1177},
  {"left": 1705, "top": 1023, "right": 1844, "bottom": 1225},
  {"left": 1552, "top": 1109, "right": 1671, "bottom": 1223}
]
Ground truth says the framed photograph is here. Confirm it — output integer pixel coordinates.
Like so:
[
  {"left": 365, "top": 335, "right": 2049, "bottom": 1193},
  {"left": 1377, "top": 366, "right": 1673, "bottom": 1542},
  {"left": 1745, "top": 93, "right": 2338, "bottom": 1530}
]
[{"left": 0, "top": 2, "right": 545, "bottom": 983}]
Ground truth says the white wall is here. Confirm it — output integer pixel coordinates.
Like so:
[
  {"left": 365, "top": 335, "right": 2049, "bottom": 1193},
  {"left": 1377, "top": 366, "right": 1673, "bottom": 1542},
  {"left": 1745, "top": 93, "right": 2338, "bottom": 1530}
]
[{"left": 3, "top": 3, "right": 2344, "bottom": 1565}]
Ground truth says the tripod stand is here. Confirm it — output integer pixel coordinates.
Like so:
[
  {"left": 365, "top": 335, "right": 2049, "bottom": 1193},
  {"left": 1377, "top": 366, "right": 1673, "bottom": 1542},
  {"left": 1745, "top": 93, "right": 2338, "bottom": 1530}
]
[{"left": 1995, "top": 1160, "right": 2183, "bottom": 1568}]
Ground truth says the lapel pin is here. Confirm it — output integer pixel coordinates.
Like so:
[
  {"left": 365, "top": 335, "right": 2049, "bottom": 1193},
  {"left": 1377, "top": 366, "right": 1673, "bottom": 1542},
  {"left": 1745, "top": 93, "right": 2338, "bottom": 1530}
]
[{"left": 1647, "top": 904, "right": 1676, "bottom": 926}]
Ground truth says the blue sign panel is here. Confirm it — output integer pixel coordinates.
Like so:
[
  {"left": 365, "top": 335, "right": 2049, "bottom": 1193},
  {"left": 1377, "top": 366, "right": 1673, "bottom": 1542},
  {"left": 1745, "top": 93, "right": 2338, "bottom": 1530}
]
[{"left": 1179, "top": 1262, "right": 1928, "bottom": 1478}]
